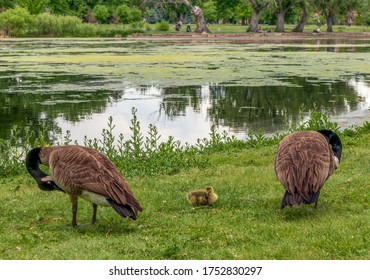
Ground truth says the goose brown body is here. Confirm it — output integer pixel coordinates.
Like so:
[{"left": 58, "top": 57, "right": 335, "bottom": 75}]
[
  {"left": 27, "top": 145, "right": 143, "bottom": 226},
  {"left": 274, "top": 130, "right": 341, "bottom": 209}
]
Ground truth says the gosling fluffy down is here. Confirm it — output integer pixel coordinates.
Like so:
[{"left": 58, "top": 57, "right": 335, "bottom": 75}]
[{"left": 187, "top": 186, "right": 218, "bottom": 206}]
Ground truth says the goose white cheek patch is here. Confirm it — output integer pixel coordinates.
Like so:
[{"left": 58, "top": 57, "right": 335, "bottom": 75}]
[
  {"left": 41, "top": 176, "right": 53, "bottom": 182},
  {"left": 334, "top": 156, "right": 340, "bottom": 169}
]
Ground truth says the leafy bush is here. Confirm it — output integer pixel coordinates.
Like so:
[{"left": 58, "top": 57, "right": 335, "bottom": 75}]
[
  {"left": 0, "top": 6, "right": 34, "bottom": 36},
  {"left": 57, "top": 15, "right": 82, "bottom": 36},
  {"left": 130, "top": 6, "right": 142, "bottom": 22},
  {"left": 34, "top": 13, "right": 59, "bottom": 36},
  {"left": 115, "top": 4, "right": 132, "bottom": 24},
  {"left": 93, "top": 4, "right": 110, "bottom": 24},
  {"left": 73, "top": 23, "right": 97, "bottom": 37},
  {"left": 156, "top": 19, "right": 169, "bottom": 31},
  {"left": 130, "top": 21, "right": 145, "bottom": 29},
  {"left": 147, "top": 8, "right": 163, "bottom": 24},
  {"left": 0, "top": 7, "right": 144, "bottom": 37}
]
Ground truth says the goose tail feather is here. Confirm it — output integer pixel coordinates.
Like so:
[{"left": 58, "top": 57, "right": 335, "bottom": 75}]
[
  {"left": 106, "top": 198, "right": 139, "bottom": 220},
  {"left": 281, "top": 191, "right": 320, "bottom": 209}
]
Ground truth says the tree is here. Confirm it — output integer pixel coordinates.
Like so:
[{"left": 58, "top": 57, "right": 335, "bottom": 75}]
[
  {"left": 18, "top": 0, "right": 49, "bottom": 14},
  {"left": 47, "top": 0, "right": 70, "bottom": 15},
  {"left": 93, "top": 4, "right": 110, "bottom": 23},
  {"left": 115, "top": 4, "right": 132, "bottom": 24},
  {"left": 235, "top": 1, "right": 252, "bottom": 25},
  {"left": 356, "top": 0, "right": 370, "bottom": 25},
  {"left": 315, "top": 0, "right": 359, "bottom": 32},
  {"left": 202, "top": 0, "right": 217, "bottom": 23},
  {"left": 65, "top": 0, "right": 89, "bottom": 20},
  {"left": 0, "top": 6, "right": 34, "bottom": 36},
  {"left": 215, "top": 0, "right": 240, "bottom": 23},
  {"left": 0, "top": 0, "right": 15, "bottom": 11},
  {"left": 131, "top": 6, "right": 142, "bottom": 22},
  {"left": 147, "top": 7, "right": 163, "bottom": 23},
  {"left": 182, "top": 0, "right": 210, "bottom": 33},
  {"left": 271, "top": 0, "right": 292, "bottom": 32},
  {"left": 247, "top": 0, "right": 270, "bottom": 32},
  {"left": 292, "top": 0, "right": 312, "bottom": 32}
]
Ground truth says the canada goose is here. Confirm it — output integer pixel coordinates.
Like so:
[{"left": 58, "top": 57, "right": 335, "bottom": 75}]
[
  {"left": 26, "top": 145, "right": 143, "bottom": 226},
  {"left": 274, "top": 130, "right": 342, "bottom": 209},
  {"left": 187, "top": 186, "right": 218, "bottom": 206}
]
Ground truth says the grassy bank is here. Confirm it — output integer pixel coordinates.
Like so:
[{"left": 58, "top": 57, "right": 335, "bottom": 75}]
[
  {"left": 171, "top": 24, "right": 370, "bottom": 34},
  {"left": 0, "top": 113, "right": 368, "bottom": 260}
]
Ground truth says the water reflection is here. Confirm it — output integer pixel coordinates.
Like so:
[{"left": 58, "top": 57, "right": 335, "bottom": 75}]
[
  {"left": 1, "top": 75, "right": 369, "bottom": 144},
  {"left": 54, "top": 76, "right": 368, "bottom": 144},
  {"left": 1, "top": 36, "right": 369, "bottom": 144}
]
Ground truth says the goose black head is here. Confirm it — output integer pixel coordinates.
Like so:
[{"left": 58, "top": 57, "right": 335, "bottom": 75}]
[
  {"left": 39, "top": 178, "right": 62, "bottom": 191},
  {"left": 39, "top": 176, "right": 65, "bottom": 192},
  {"left": 316, "top": 129, "right": 342, "bottom": 162},
  {"left": 26, "top": 147, "right": 64, "bottom": 192}
]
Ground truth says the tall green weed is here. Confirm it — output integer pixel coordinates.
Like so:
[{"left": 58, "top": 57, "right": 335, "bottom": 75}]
[
  {"left": 0, "top": 8, "right": 143, "bottom": 37},
  {"left": 0, "top": 106, "right": 363, "bottom": 178}
]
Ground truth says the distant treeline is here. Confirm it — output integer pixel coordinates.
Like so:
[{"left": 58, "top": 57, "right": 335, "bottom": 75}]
[
  {"left": 0, "top": 0, "right": 369, "bottom": 36},
  {"left": 1, "top": 1, "right": 370, "bottom": 25}
]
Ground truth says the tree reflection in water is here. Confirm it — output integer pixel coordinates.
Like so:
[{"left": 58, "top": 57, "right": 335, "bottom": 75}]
[{"left": 0, "top": 76, "right": 369, "bottom": 144}]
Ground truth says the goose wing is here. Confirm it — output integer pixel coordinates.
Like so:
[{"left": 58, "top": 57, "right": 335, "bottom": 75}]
[
  {"left": 275, "top": 131, "right": 333, "bottom": 198},
  {"left": 48, "top": 146, "right": 142, "bottom": 212}
]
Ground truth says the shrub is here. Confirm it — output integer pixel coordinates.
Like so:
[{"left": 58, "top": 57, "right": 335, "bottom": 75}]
[
  {"left": 93, "top": 4, "right": 110, "bottom": 24},
  {"left": 156, "top": 19, "right": 169, "bottom": 31},
  {"left": 34, "top": 13, "right": 59, "bottom": 36},
  {"left": 74, "top": 23, "right": 97, "bottom": 37},
  {"left": 57, "top": 15, "right": 82, "bottom": 36},
  {"left": 131, "top": 6, "right": 142, "bottom": 22},
  {"left": 0, "top": 7, "right": 144, "bottom": 37},
  {"left": 115, "top": 4, "right": 132, "bottom": 24},
  {"left": 130, "top": 20, "right": 145, "bottom": 29},
  {"left": 147, "top": 8, "right": 163, "bottom": 24},
  {"left": 0, "top": 6, "right": 34, "bottom": 36}
]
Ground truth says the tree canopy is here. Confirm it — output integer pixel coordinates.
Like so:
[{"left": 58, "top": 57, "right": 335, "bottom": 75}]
[{"left": 0, "top": 0, "right": 368, "bottom": 32}]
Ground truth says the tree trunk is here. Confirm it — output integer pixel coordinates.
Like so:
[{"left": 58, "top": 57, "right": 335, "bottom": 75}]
[
  {"left": 326, "top": 9, "right": 334, "bottom": 32},
  {"left": 192, "top": 6, "right": 210, "bottom": 33},
  {"left": 292, "top": 8, "right": 308, "bottom": 32},
  {"left": 182, "top": 0, "right": 210, "bottom": 33},
  {"left": 248, "top": 0, "right": 269, "bottom": 32},
  {"left": 249, "top": 9, "right": 260, "bottom": 32},
  {"left": 275, "top": 2, "right": 292, "bottom": 33},
  {"left": 275, "top": 11, "right": 285, "bottom": 32}
]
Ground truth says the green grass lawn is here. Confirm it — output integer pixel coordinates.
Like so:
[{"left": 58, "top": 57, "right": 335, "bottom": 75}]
[
  {"left": 0, "top": 127, "right": 368, "bottom": 260},
  {"left": 147, "top": 23, "right": 370, "bottom": 34}
]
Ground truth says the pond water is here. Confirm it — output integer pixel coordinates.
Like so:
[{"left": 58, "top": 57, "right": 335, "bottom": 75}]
[{"left": 0, "top": 38, "right": 369, "bottom": 144}]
